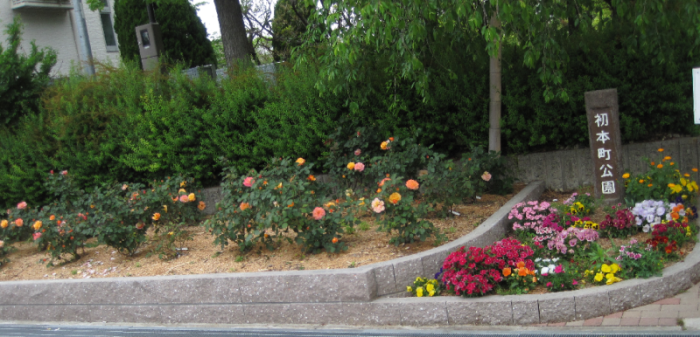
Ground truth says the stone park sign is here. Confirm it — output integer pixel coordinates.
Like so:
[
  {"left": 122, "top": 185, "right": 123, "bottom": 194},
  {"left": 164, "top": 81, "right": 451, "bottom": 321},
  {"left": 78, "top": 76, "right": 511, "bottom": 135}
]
[{"left": 585, "top": 89, "right": 624, "bottom": 203}]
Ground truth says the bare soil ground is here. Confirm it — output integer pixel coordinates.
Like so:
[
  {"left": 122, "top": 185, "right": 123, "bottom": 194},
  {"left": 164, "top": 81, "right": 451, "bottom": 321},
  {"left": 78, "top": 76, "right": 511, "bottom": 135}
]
[{"left": 0, "top": 184, "right": 525, "bottom": 281}]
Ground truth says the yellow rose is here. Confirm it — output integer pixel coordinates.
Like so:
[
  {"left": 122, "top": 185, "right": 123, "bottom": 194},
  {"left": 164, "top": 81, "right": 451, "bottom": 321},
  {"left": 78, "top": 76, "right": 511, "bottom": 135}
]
[
  {"left": 347, "top": 162, "right": 355, "bottom": 170},
  {"left": 380, "top": 141, "right": 388, "bottom": 150},
  {"left": 188, "top": 193, "right": 196, "bottom": 202},
  {"left": 389, "top": 192, "right": 402, "bottom": 204},
  {"left": 180, "top": 181, "right": 186, "bottom": 187},
  {"left": 0, "top": 220, "right": 7, "bottom": 229},
  {"left": 33, "top": 221, "right": 42, "bottom": 231},
  {"left": 178, "top": 188, "right": 186, "bottom": 194}
]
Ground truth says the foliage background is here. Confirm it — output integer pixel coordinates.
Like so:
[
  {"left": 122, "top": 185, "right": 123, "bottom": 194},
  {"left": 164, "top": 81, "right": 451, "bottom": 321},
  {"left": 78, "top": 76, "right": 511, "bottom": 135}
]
[{"left": 0, "top": 18, "right": 699, "bottom": 209}]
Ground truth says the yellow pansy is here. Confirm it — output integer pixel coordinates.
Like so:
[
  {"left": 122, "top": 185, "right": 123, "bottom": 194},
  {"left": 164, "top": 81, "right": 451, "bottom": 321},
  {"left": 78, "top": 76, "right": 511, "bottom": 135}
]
[
  {"left": 428, "top": 289, "right": 436, "bottom": 297},
  {"left": 416, "top": 287, "right": 424, "bottom": 297},
  {"left": 594, "top": 273, "right": 604, "bottom": 282},
  {"left": 407, "top": 286, "right": 413, "bottom": 293},
  {"left": 601, "top": 264, "right": 611, "bottom": 273},
  {"left": 611, "top": 263, "right": 620, "bottom": 273}
]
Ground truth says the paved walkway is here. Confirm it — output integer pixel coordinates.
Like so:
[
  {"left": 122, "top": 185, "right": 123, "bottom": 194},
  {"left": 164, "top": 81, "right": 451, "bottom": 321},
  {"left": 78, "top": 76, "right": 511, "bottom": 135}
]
[{"left": 532, "top": 281, "right": 700, "bottom": 328}]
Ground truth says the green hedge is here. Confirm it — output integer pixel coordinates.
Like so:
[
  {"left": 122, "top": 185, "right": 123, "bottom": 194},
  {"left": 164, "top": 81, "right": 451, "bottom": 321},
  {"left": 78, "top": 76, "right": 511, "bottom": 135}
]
[{"left": 1, "top": 26, "right": 698, "bottom": 209}]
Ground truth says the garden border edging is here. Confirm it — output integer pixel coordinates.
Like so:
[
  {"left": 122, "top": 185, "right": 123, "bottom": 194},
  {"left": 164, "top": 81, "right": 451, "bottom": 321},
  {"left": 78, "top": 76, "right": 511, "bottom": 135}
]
[
  {"left": 9, "top": 181, "right": 698, "bottom": 326},
  {"left": 0, "top": 181, "right": 544, "bottom": 325}
]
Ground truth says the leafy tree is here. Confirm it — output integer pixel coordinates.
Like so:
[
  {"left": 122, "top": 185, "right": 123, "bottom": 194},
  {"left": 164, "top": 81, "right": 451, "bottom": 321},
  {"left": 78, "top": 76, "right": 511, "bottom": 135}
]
[
  {"left": 112, "top": 0, "right": 216, "bottom": 68},
  {"left": 0, "top": 16, "right": 56, "bottom": 128},
  {"left": 297, "top": 0, "right": 700, "bottom": 151},
  {"left": 271, "top": 0, "right": 313, "bottom": 62}
]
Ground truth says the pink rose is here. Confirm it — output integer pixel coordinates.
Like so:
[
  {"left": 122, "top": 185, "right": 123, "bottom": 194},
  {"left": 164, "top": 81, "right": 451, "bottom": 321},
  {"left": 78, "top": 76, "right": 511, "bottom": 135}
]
[
  {"left": 179, "top": 195, "right": 189, "bottom": 203},
  {"left": 354, "top": 162, "right": 365, "bottom": 172},
  {"left": 61, "top": 170, "right": 68, "bottom": 176},
  {"left": 481, "top": 171, "right": 492, "bottom": 182},
  {"left": 243, "top": 177, "right": 255, "bottom": 187},
  {"left": 312, "top": 207, "right": 326, "bottom": 220},
  {"left": 17, "top": 201, "right": 27, "bottom": 210},
  {"left": 135, "top": 222, "right": 145, "bottom": 229},
  {"left": 354, "top": 149, "right": 361, "bottom": 156},
  {"left": 49, "top": 170, "right": 54, "bottom": 175},
  {"left": 33, "top": 232, "right": 42, "bottom": 241}
]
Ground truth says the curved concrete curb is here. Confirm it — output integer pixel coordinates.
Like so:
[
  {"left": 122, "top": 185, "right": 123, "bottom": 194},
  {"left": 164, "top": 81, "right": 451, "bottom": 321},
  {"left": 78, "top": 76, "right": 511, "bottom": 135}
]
[{"left": 11, "top": 180, "right": 671, "bottom": 326}]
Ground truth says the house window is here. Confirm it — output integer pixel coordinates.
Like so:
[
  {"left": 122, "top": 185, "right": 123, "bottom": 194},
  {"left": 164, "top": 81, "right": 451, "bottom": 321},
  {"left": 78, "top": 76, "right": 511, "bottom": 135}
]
[{"left": 100, "top": 0, "right": 118, "bottom": 52}]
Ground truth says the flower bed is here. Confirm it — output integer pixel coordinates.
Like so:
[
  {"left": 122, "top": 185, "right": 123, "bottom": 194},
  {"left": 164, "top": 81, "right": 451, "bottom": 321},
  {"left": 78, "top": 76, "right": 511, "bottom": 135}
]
[
  {"left": 0, "top": 129, "right": 517, "bottom": 281},
  {"left": 405, "top": 149, "right": 699, "bottom": 298}
]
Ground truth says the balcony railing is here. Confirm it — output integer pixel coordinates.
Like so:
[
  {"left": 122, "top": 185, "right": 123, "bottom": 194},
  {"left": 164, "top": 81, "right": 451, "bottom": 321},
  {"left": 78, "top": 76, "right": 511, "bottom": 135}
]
[{"left": 11, "top": 0, "right": 72, "bottom": 9}]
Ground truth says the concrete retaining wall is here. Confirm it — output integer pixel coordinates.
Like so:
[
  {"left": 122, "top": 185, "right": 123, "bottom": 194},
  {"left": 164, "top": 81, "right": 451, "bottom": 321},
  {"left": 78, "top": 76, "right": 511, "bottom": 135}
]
[
  {"left": 2, "top": 180, "right": 698, "bottom": 326},
  {"left": 512, "top": 136, "right": 700, "bottom": 192},
  {"left": 0, "top": 182, "right": 544, "bottom": 325}
]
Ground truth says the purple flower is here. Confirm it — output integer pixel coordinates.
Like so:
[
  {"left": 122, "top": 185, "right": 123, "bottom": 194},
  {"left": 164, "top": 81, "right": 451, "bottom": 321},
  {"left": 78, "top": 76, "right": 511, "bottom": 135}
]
[{"left": 569, "top": 239, "right": 578, "bottom": 247}]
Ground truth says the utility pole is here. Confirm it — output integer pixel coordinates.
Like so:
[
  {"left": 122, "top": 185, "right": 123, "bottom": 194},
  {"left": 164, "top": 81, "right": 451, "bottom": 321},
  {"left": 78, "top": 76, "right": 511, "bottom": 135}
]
[{"left": 71, "top": 0, "right": 95, "bottom": 75}]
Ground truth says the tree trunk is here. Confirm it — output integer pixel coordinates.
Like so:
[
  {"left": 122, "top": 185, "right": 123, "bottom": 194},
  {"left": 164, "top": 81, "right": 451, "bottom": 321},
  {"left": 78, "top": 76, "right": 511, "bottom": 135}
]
[
  {"left": 488, "top": 15, "right": 502, "bottom": 153},
  {"left": 214, "top": 0, "right": 255, "bottom": 67}
]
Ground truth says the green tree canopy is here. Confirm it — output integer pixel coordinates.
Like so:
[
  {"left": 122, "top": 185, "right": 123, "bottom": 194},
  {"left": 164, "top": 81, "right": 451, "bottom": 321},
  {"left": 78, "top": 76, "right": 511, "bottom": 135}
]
[
  {"left": 113, "top": 0, "right": 216, "bottom": 68},
  {"left": 297, "top": 0, "right": 700, "bottom": 106}
]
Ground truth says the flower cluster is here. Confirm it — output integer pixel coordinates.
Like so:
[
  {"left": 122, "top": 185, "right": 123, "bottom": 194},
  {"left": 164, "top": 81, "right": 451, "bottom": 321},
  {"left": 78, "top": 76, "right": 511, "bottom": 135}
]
[
  {"left": 440, "top": 239, "right": 534, "bottom": 297},
  {"left": 407, "top": 277, "right": 440, "bottom": 297},
  {"left": 545, "top": 227, "right": 599, "bottom": 255},
  {"left": 590, "top": 263, "right": 622, "bottom": 285},
  {"left": 631, "top": 200, "right": 668, "bottom": 230},
  {"left": 510, "top": 201, "right": 556, "bottom": 231},
  {"left": 598, "top": 208, "right": 636, "bottom": 237}
]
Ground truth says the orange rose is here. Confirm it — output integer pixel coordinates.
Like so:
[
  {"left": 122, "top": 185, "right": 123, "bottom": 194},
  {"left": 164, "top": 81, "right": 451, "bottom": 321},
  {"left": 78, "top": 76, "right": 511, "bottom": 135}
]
[
  {"left": 296, "top": 158, "right": 306, "bottom": 166},
  {"left": 49, "top": 215, "right": 55, "bottom": 221},
  {"left": 198, "top": 201, "right": 206, "bottom": 211},
  {"left": 406, "top": 179, "right": 420, "bottom": 190},
  {"left": 240, "top": 202, "right": 251, "bottom": 211},
  {"left": 332, "top": 237, "right": 338, "bottom": 244},
  {"left": 152, "top": 213, "right": 161, "bottom": 221},
  {"left": 308, "top": 175, "right": 316, "bottom": 181}
]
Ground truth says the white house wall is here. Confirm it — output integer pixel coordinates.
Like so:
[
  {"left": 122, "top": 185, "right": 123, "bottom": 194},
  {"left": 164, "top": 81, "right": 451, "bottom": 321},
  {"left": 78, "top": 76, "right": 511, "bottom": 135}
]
[{"left": 0, "top": 0, "right": 120, "bottom": 76}]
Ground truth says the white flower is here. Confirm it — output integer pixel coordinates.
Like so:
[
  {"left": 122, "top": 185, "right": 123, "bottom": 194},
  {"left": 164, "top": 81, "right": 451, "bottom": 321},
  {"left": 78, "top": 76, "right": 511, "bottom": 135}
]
[
  {"left": 541, "top": 267, "right": 549, "bottom": 275},
  {"left": 552, "top": 258, "right": 559, "bottom": 262},
  {"left": 654, "top": 216, "right": 661, "bottom": 224},
  {"left": 643, "top": 225, "right": 650, "bottom": 233}
]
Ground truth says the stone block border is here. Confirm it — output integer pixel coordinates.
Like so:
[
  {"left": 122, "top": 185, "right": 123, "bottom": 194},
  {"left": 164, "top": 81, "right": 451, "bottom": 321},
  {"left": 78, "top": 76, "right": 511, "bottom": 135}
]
[{"left": 0, "top": 180, "right": 698, "bottom": 326}]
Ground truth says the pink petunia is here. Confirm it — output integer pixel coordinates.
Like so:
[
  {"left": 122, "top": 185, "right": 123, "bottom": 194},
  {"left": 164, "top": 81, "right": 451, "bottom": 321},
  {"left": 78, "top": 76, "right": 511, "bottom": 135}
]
[
  {"left": 312, "top": 207, "right": 326, "bottom": 220},
  {"left": 353, "top": 162, "right": 365, "bottom": 172},
  {"left": 243, "top": 177, "right": 255, "bottom": 187},
  {"left": 17, "top": 201, "right": 27, "bottom": 210}
]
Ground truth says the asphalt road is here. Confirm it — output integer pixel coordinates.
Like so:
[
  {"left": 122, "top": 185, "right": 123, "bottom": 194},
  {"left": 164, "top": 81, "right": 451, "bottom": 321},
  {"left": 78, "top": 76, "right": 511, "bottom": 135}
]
[{"left": 0, "top": 324, "right": 699, "bottom": 337}]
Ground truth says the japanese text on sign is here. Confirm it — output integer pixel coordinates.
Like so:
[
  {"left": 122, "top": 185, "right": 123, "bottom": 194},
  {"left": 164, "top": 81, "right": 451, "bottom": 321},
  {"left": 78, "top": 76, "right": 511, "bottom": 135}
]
[{"left": 595, "top": 112, "right": 615, "bottom": 194}]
